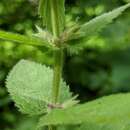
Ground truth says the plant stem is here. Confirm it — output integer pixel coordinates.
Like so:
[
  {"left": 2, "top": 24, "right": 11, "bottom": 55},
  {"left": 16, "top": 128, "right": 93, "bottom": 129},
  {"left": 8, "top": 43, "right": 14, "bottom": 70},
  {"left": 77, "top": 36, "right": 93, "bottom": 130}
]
[
  {"left": 52, "top": 49, "right": 64, "bottom": 103},
  {"left": 48, "top": 126, "right": 54, "bottom": 130},
  {"left": 50, "top": 0, "right": 60, "bottom": 37},
  {"left": 49, "top": 0, "right": 64, "bottom": 130},
  {"left": 48, "top": 48, "right": 63, "bottom": 130},
  {"left": 50, "top": 0, "right": 64, "bottom": 104}
]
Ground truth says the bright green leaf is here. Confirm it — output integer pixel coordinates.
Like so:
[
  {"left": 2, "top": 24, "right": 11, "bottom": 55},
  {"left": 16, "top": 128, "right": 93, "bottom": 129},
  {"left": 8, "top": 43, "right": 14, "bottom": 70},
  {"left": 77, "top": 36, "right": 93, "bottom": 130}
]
[
  {"left": 38, "top": 93, "right": 130, "bottom": 127},
  {"left": 0, "top": 30, "right": 53, "bottom": 49},
  {"left": 75, "top": 122, "right": 130, "bottom": 130},
  {"left": 67, "top": 3, "right": 130, "bottom": 54},
  {"left": 79, "top": 3, "right": 130, "bottom": 37},
  {"left": 6, "top": 60, "right": 72, "bottom": 115}
]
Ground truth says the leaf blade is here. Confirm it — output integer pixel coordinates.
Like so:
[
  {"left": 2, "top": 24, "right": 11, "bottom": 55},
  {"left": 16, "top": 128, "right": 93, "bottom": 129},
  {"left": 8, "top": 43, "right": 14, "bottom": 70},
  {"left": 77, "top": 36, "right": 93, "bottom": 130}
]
[
  {"left": 67, "top": 3, "right": 130, "bottom": 54},
  {"left": 6, "top": 60, "right": 72, "bottom": 115},
  {"left": 0, "top": 30, "right": 52, "bottom": 49},
  {"left": 75, "top": 122, "right": 130, "bottom": 130},
  {"left": 38, "top": 93, "right": 130, "bottom": 127},
  {"left": 79, "top": 3, "right": 130, "bottom": 37}
]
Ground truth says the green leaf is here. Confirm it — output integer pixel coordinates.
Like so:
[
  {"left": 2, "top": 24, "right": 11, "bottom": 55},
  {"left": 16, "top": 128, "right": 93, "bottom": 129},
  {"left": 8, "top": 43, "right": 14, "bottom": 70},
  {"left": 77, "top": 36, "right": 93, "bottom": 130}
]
[
  {"left": 10, "top": 117, "right": 38, "bottom": 130},
  {"left": 79, "top": 3, "right": 130, "bottom": 37},
  {"left": 0, "top": 30, "right": 54, "bottom": 49},
  {"left": 67, "top": 3, "right": 130, "bottom": 54},
  {"left": 75, "top": 122, "right": 130, "bottom": 130},
  {"left": 38, "top": 93, "right": 130, "bottom": 127},
  {"left": 38, "top": 0, "right": 65, "bottom": 34},
  {"left": 6, "top": 60, "right": 72, "bottom": 115}
]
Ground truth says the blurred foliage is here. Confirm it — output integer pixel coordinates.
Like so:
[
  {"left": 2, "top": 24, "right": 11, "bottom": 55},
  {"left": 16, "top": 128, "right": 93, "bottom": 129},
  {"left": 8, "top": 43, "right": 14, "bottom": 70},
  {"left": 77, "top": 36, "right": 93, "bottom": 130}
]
[{"left": 0, "top": 0, "right": 130, "bottom": 129}]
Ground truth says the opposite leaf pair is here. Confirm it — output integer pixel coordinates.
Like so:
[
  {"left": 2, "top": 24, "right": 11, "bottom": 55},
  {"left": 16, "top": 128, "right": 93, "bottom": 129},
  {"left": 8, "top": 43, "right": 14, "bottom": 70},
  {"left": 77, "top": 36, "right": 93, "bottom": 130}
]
[{"left": 0, "top": 3, "right": 130, "bottom": 54}]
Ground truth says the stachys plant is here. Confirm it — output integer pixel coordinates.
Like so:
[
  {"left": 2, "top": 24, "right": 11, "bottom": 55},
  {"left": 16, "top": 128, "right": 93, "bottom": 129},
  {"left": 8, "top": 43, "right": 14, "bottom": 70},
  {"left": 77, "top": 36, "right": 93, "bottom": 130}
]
[{"left": 0, "top": 0, "right": 130, "bottom": 130}]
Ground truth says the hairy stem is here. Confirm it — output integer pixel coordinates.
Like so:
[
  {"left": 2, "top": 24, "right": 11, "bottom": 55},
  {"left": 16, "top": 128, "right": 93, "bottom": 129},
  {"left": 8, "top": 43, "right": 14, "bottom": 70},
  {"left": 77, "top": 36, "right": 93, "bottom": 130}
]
[
  {"left": 49, "top": 0, "right": 64, "bottom": 105},
  {"left": 49, "top": 0, "right": 65, "bottom": 130},
  {"left": 50, "top": 0, "right": 60, "bottom": 37},
  {"left": 52, "top": 49, "right": 64, "bottom": 103},
  {"left": 48, "top": 126, "right": 55, "bottom": 130}
]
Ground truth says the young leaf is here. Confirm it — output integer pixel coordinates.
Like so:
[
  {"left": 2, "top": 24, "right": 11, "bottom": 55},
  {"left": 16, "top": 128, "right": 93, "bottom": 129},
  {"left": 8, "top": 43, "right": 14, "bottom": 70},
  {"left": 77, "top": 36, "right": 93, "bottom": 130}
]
[
  {"left": 0, "top": 30, "right": 53, "bottom": 49},
  {"left": 67, "top": 3, "right": 130, "bottom": 54},
  {"left": 34, "top": 25, "right": 54, "bottom": 43},
  {"left": 38, "top": 93, "right": 130, "bottom": 127},
  {"left": 38, "top": 0, "right": 65, "bottom": 34},
  {"left": 6, "top": 60, "right": 73, "bottom": 116}
]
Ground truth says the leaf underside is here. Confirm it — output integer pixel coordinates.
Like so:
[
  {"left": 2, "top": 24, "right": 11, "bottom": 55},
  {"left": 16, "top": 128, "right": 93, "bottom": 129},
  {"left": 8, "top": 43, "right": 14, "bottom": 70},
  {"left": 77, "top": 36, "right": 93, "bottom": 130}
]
[
  {"left": 6, "top": 60, "right": 72, "bottom": 115},
  {"left": 38, "top": 93, "right": 130, "bottom": 128}
]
